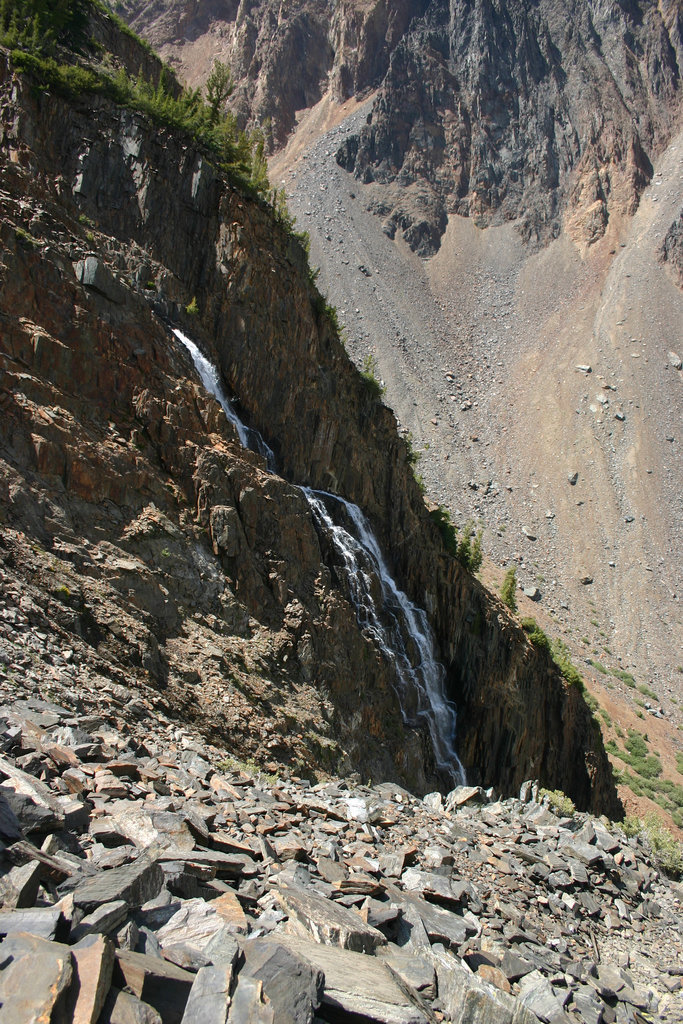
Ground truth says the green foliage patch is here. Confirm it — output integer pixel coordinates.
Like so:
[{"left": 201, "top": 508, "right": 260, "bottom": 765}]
[
  {"left": 360, "top": 354, "right": 385, "bottom": 400},
  {"left": 606, "top": 728, "right": 662, "bottom": 780},
  {"left": 550, "top": 637, "right": 584, "bottom": 691},
  {"left": 2, "top": 3, "right": 287, "bottom": 205},
  {"left": 539, "top": 787, "right": 576, "bottom": 818},
  {"left": 428, "top": 507, "right": 483, "bottom": 573},
  {"left": 521, "top": 617, "right": 551, "bottom": 654},
  {"left": 500, "top": 566, "right": 517, "bottom": 611},
  {"left": 0, "top": 0, "right": 89, "bottom": 54}
]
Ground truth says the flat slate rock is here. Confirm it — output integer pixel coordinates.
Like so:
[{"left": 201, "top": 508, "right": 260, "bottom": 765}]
[
  {"left": 66, "top": 933, "right": 116, "bottom": 1024},
  {"left": 272, "top": 933, "right": 431, "bottom": 1024},
  {"left": 99, "top": 987, "right": 163, "bottom": 1024},
  {"left": 432, "top": 951, "right": 540, "bottom": 1024},
  {"left": 387, "top": 884, "right": 468, "bottom": 947},
  {"left": 0, "top": 932, "right": 73, "bottom": 1023},
  {"left": 277, "top": 883, "right": 387, "bottom": 953},
  {"left": 155, "top": 897, "right": 233, "bottom": 953},
  {"left": 0, "top": 905, "right": 67, "bottom": 940},
  {"left": 71, "top": 856, "right": 164, "bottom": 913},
  {"left": 241, "top": 938, "right": 324, "bottom": 1024},
  {"left": 180, "top": 963, "right": 233, "bottom": 1024},
  {"left": 113, "top": 948, "right": 195, "bottom": 1024}
]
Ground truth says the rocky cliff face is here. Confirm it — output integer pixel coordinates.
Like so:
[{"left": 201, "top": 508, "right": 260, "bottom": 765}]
[
  {"left": 337, "top": 0, "right": 683, "bottom": 252},
  {"left": 0, "top": 32, "right": 619, "bottom": 815},
  {"left": 119, "top": 0, "right": 682, "bottom": 253},
  {"left": 119, "top": 0, "right": 430, "bottom": 144}
]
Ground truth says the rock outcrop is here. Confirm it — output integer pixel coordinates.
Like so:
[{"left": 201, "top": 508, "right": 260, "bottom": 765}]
[
  {"left": 0, "top": 18, "right": 619, "bottom": 817},
  {"left": 337, "top": 0, "right": 683, "bottom": 252},
  {"left": 119, "top": 0, "right": 682, "bottom": 253},
  {"left": 661, "top": 208, "right": 683, "bottom": 286}
]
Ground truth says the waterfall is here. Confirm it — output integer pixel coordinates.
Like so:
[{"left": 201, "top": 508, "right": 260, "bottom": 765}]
[
  {"left": 304, "top": 489, "right": 465, "bottom": 786},
  {"left": 173, "top": 328, "right": 276, "bottom": 470},
  {"left": 173, "top": 326, "right": 465, "bottom": 786}
]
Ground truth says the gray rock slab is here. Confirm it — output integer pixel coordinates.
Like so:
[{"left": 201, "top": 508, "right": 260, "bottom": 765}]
[
  {"left": 381, "top": 947, "right": 437, "bottom": 999},
  {"left": 228, "top": 976, "right": 274, "bottom": 1023},
  {"left": 241, "top": 937, "right": 324, "bottom": 1024},
  {"left": 161, "top": 943, "right": 213, "bottom": 972},
  {"left": 272, "top": 933, "right": 430, "bottom": 1024},
  {"left": 203, "top": 928, "right": 240, "bottom": 967},
  {"left": 401, "top": 868, "right": 469, "bottom": 908},
  {"left": 0, "top": 860, "right": 41, "bottom": 908},
  {"left": 446, "top": 786, "right": 487, "bottom": 809},
  {"left": 387, "top": 884, "right": 468, "bottom": 947},
  {"left": 156, "top": 848, "right": 257, "bottom": 878},
  {"left": 432, "top": 951, "right": 520, "bottom": 1024},
  {"left": 518, "top": 973, "right": 565, "bottom": 1022},
  {"left": 0, "top": 932, "right": 72, "bottom": 1022},
  {"left": 107, "top": 805, "right": 195, "bottom": 852},
  {"left": 71, "top": 899, "right": 130, "bottom": 941},
  {"left": 72, "top": 855, "right": 164, "bottom": 913},
  {"left": 277, "top": 883, "right": 386, "bottom": 953},
  {"left": 113, "top": 948, "right": 195, "bottom": 1024},
  {"left": 0, "top": 788, "right": 23, "bottom": 842},
  {"left": 572, "top": 986, "right": 604, "bottom": 1024},
  {"left": 180, "top": 963, "right": 233, "bottom": 1024},
  {"left": 394, "top": 900, "right": 432, "bottom": 951},
  {"left": 0, "top": 782, "right": 64, "bottom": 833},
  {"left": 75, "top": 256, "right": 126, "bottom": 304},
  {"left": 562, "top": 842, "right": 604, "bottom": 867},
  {"left": 100, "top": 987, "right": 163, "bottom": 1024},
  {"left": 155, "top": 897, "right": 233, "bottom": 953},
  {"left": 0, "top": 905, "right": 66, "bottom": 940},
  {"left": 66, "top": 933, "right": 116, "bottom": 1024},
  {"left": 499, "top": 950, "right": 535, "bottom": 982}
]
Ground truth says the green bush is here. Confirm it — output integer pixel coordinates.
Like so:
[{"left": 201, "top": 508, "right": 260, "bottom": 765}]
[
  {"left": 539, "top": 788, "right": 576, "bottom": 817},
  {"left": 6, "top": 6, "right": 274, "bottom": 201},
  {"left": 454, "top": 518, "right": 483, "bottom": 573},
  {"left": 607, "top": 730, "right": 662, "bottom": 781},
  {"left": 521, "top": 617, "right": 551, "bottom": 653},
  {"left": 0, "top": 0, "right": 89, "bottom": 54},
  {"left": 429, "top": 505, "right": 458, "bottom": 558},
  {"left": 642, "top": 812, "right": 683, "bottom": 878},
  {"left": 501, "top": 566, "right": 517, "bottom": 611},
  {"left": 360, "top": 354, "right": 385, "bottom": 400},
  {"left": 611, "top": 668, "right": 636, "bottom": 688}
]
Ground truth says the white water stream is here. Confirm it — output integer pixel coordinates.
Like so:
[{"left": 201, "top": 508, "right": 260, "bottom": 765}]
[
  {"left": 173, "top": 327, "right": 465, "bottom": 785},
  {"left": 173, "top": 328, "right": 276, "bottom": 469},
  {"left": 304, "top": 489, "right": 465, "bottom": 785}
]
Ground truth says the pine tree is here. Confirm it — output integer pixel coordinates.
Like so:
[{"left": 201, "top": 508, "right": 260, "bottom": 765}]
[
  {"left": 501, "top": 566, "right": 517, "bottom": 611},
  {"left": 470, "top": 528, "right": 483, "bottom": 574},
  {"left": 205, "top": 60, "right": 233, "bottom": 124}
]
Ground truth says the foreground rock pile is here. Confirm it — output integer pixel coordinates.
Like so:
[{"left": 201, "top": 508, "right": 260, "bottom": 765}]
[{"left": 0, "top": 639, "right": 681, "bottom": 1024}]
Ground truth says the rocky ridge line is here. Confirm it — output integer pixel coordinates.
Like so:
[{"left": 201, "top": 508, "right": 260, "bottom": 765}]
[{"left": 119, "top": 0, "right": 683, "bottom": 254}]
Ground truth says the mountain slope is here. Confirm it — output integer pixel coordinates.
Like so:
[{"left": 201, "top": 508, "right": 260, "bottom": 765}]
[
  {"left": 119, "top": 0, "right": 683, "bottom": 727},
  {"left": 0, "top": 8, "right": 620, "bottom": 813}
]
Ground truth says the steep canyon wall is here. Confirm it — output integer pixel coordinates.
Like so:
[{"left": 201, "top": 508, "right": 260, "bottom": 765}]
[{"left": 0, "top": 46, "right": 620, "bottom": 814}]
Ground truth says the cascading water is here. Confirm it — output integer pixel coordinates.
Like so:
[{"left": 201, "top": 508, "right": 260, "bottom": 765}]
[
  {"left": 173, "top": 326, "right": 465, "bottom": 786},
  {"left": 304, "top": 489, "right": 465, "bottom": 786},
  {"left": 173, "top": 328, "right": 276, "bottom": 470}
]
